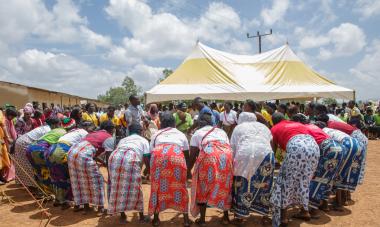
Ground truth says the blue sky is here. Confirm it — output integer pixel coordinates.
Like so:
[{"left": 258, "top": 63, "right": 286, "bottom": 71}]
[{"left": 0, "top": 0, "right": 379, "bottom": 100}]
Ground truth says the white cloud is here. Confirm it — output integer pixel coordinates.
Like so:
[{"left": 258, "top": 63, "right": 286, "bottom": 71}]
[
  {"left": 0, "top": 0, "right": 45, "bottom": 44},
  {"left": 0, "top": 0, "right": 111, "bottom": 50},
  {"left": 260, "top": 0, "right": 289, "bottom": 26},
  {"left": 105, "top": 0, "right": 194, "bottom": 64},
  {"left": 196, "top": 2, "right": 241, "bottom": 44},
  {"left": 350, "top": 39, "right": 380, "bottom": 82},
  {"left": 2, "top": 49, "right": 126, "bottom": 98},
  {"left": 299, "top": 36, "right": 330, "bottom": 49},
  {"left": 79, "top": 26, "right": 112, "bottom": 49},
  {"left": 126, "top": 64, "right": 165, "bottom": 91},
  {"left": 319, "top": 23, "right": 366, "bottom": 60},
  {"left": 105, "top": 0, "right": 249, "bottom": 65},
  {"left": 354, "top": 0, "right": 380, "bottom": 19},
  {"left": 266, "top": 33, "right": 287, "bottom": 48},
  {"left": 318, "top": 39, "right": 380, "bottom": 100},
  {"left": 297, "top": 23, "right": 366, "bottom": 60},
  {"left": 224, "top": 39, "right": 253, "bottom": 54}
]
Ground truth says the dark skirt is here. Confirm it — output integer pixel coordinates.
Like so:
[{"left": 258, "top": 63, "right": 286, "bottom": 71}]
[{"left": 46, "top": 142, "right": 73, "bottom": 203}]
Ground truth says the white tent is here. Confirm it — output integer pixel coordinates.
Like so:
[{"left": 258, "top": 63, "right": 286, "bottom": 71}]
[{"left": 146, "top": 42, "right": 354, "bottom": 103}]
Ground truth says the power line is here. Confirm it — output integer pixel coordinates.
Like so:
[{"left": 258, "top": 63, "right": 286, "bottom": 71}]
[{"left": 247, "top": 29, "right": 273, "bottom": 53}]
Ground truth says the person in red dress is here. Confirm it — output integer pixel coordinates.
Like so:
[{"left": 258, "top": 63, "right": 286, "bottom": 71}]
[
  {"left": 147, "top": 112, "right": 190, "bottom": 227},
  {"left": 189, "top": 113, "right": 233, "bottom": 226}
]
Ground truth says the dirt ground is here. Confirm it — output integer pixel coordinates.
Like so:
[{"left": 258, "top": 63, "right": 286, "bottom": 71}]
[{"left": 1, "top": 141, "right": 379, "bottom": 227}]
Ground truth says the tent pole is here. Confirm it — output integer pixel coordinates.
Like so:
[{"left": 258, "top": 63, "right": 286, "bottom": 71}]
[{"left": 353, "top": 90, "right": 356, "bottom": 102}]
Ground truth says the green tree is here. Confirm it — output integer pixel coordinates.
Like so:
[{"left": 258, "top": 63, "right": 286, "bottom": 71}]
[
  {"left": 98, "top": 76, "right": 143, "bottom": 106},
  {"left": 122, "top": 76, "right": 142, "bottom": 96},
  {"left": 156, "top": 68, "right": 173, "bottom": 84},
  {"left": 323, "top": 98, "right": 338, "bottom": 106},
  {"left": 97, "top": 87, "right": 128, "bottom": 106}
]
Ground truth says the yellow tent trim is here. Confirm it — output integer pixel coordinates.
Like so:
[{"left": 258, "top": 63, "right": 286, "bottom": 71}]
[{"left": 161, "top": 58, "right": 241, "bottom": 86}]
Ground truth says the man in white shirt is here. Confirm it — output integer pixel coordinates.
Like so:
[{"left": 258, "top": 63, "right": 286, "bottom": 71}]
[{"left": 218, "top": 102, "right": 238, "bottom": 138}]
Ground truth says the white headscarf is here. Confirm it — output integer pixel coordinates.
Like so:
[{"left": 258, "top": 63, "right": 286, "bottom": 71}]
[{"left": 237, "top": 112, "right": 257, "bottom": 125}]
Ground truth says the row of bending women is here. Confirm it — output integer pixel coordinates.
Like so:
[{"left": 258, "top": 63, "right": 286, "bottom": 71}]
[{"left": 19, "top": 111, "right": 367, "bottom": 227}]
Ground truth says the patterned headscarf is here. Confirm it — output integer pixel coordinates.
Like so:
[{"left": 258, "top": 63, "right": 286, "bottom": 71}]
[
  {"left": 237, "top": 112, "right": 257, "bottom": 124},
  {"left": 23, "top": 103, "right": 34, "bottom": 114}
]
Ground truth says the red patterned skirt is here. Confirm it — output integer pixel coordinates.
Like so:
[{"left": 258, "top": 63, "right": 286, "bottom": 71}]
[
  {"left": 190, "top": 140, "right": 233, "bottom": 217},
  {"left": 148, "top": 143, "right": 189, "bottom": 215}
]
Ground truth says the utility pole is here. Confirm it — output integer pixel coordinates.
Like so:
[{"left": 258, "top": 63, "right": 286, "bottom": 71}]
[{"left": 247, "top": 29, "right": 272, "bottom": 54}]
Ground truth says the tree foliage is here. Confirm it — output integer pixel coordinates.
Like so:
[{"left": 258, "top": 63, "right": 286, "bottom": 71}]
[
  {"left": 122, "top": 76, "right": 142, "bottom": 96},
  {"left": 156, "top": 68, "right": 173, "bottom": 84},
  {"left": 98, "top": 76, "right": 142, "bottom": 106},
  {"left": 322, "top": 98, "right": 338, "bottom": 105},
  {"left": 97, "top": 87, "right": 128, "bottom": 106}
]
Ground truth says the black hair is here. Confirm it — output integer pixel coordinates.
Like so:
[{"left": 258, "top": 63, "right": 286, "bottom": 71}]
[
  {"left": 128, "top": 123, "right": 142, "bottom": 135},
  {"left": 291, "top": 113, "right": 309, "bottom": 124},
  {"left": 272, "top": 112, "right": 285, "bottom": 125},
  {"left": 70, "top": 107, "right": 82, "bottom": 124},
  {"left": 225, "top": 102, "right": 233, "bottom": 109},
  {"left": 245, "top": 99, "right": 257, "bottom": 112},
  {"left": 168, "top": 103, "right": 174, "bottom": 110},
  {"left": 85, "top": 103, "right": 94, "bottom": 111},
  {"left": 348, "top": 100, "right": 356, "bottom": 106},
  {"left": 45, "top": 117, "right": 60, "bottom": 127},
  {"left": 33, "top": 110, "right": 43, "bottom": 118},
  {"left": 129, "top": 95, "right": 138, "bottom": 101},
  {"left": 314, "top": 121, "right": 327, "bottom": 129},
  {"left": 316, "top": 114, "right": 329, "bottom": 123},
  {"left": 107, "top": 105, "right": 116, "bottom": 111},
  {"left": 160, "top": 111, "right": 176, "bottom": 129},
  {"left": 278, "top": 103, "right": 287, "bottom": 112},
  {"left": 198, "top": 113, "right": 213, "bottom": 128},
  {"left": 315, "top": 104, "right": 328, "bottom": 115},
  {"left": 287, "top": 105, "right": 299, "bottom": 116},
  {"left": 5, "top": 108, "right": 17, "bottom": 118},
  {"left": 100, "top": 120, "right": 115, "bottom": 133},
  {"left": 266, "top": 102, "right": 277, "bottom": 111},
  {"left": 193, "top": 97, "right": 202, "bottom": 104}
]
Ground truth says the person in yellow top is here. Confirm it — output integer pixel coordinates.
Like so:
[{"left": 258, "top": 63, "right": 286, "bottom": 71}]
[
  {"left": 82, "top": 103, "right": 99, "bottom": 127},
  {"left": 100, "top": 106, "right": 121, "bottom": 126},
  {"left": 261, "top": 102, "right": 276, "bottom": 127},
  {"left": 0, "top": 110, "right": 12, "bottom": 184}
]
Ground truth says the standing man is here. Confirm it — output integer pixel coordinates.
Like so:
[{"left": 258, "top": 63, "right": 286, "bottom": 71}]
[
  {"left": 210, "top": 103, "right": 221, "bottom": 125},
  {"left": 219, "top": 102, "right": 237, "bottom": 138},
  {"left": 188, "top": 97, "right": 215, "bottom": 133},
  {"left": 125, "top": 95, "right": 145, "bottom": 135}
]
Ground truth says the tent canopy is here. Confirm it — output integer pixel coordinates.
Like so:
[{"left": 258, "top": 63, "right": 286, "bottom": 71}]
[{"left": 146, "top": 42, "right": 353, "bottom": 103}]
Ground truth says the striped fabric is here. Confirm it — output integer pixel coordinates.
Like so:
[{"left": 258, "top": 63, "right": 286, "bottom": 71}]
[
  {"left": 107, "top": 147, "right": 143, "bottom": 214},
  {"left": 68, "top": 141, "right": 105, "bottom": 206}
]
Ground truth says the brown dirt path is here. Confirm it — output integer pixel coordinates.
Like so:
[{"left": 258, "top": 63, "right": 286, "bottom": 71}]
[{"left": 0, "top": 140, "right": 379, "bottom": 227}]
